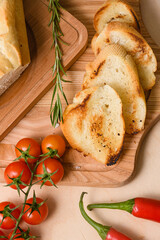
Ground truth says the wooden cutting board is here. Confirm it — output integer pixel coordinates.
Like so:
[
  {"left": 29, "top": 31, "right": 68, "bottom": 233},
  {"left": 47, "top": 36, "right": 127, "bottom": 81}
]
[
  {"left": 0, "top": 0, "right": 160, "bottom": 187},
  {"left": 0, "top": 0, "right": 88, "bottom": 141}
]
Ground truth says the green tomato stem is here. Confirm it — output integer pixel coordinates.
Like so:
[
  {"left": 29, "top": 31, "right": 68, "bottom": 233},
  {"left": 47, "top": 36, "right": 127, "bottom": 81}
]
[
  {"left": 10, "top": 169, "right": 35, "bottom": 240},
  {"left": 10, "top": 155, "right": 52, "bottom": 239}
]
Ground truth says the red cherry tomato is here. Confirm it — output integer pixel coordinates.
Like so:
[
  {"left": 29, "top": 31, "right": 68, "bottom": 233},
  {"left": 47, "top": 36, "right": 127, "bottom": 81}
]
[
  {"left": 4, "top": 161, "right": 31, "bottom": 190},
  {"left": 0, "top": 230, "right": 7, "bottom": 239},
  {"left": 0, "top": 202, "right": 20, "bottom": 229},
  {"left": 22, "top": 198, "right": 48, "bottom": 225},
  {"left": 8, "top": 229, "right": 33, "bottom": 240},
  {"left": 36, "top": 158, "right": 64, "bottom": 186},
  {"left": 41, "top": 135, "right": 66, "bottom": 157},
  {"left": 15, "top": 138, "right": 41, "bottom": 163}
]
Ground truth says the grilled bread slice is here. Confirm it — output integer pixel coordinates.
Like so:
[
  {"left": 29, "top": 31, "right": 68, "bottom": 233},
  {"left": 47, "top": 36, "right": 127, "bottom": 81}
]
[
  {"left": 83, "top": 44, "right": 146, "bottom": 134},
  {"left": 92, "top": 22, "right": 157, "bottom": 90},
  {"left": 94, "top": 0, "right": 140, "bottom": 34},
  {"left": 61, "top": 85, "right": 125, "bottom": 165}
]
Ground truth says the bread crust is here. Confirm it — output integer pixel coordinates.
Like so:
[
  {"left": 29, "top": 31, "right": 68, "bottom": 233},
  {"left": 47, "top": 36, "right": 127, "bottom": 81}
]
[
  {"left": 83, "top": 44, "right": 146, "bottom": 134},
  {"left": 92, "top": 21, "right": 157, "bottom": 90},
  {"left": 61, "top": 85, "right": 125, "bottom": 165},
  {"left": 15, "top": 0, "right": 30, "bottom": 66},
  {"left": 94, "top": 0, "right": 140, "bottom": 34},
  {"left": 0, "top": 0, "right": 14, "bottom": 35}
]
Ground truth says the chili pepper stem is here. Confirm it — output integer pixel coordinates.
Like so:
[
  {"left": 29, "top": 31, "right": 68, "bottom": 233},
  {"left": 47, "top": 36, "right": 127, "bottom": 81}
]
[
  {"left": 79, "top": 192, "right": 110, "bottom": 240},
  {"left": 87, "top": 199, "right": 135, "bottom": 214}
]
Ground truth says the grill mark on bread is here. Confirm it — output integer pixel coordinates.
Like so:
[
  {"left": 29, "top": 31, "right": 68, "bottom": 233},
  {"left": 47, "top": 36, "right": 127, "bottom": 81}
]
[
  {"left": 95, "top": 4, "right": 109, "bottom": 18},
  {"left": 131, "top": 130, "right": 140, "bottom": 135},
  {"left": 116, "top": 14, "right": 126, "bottom": 19},
  {"left": 72, "top": 94, "right": 92, "bottom": 130},
  {"left": 107, "top": 146, "right": 123, "bottom": 166},
  {"left": 96, "top": 48, "right": 101, "bottom": 55},
  {"left": 94, "top": 3, "right": 110, "bottom": 30},
  {"left": 130, "top": 9, "right": 140, "bottom": 31},
  {"left": 136, "top": 86, "right": 141, "bottom": 95},
  {"left": 80, "top": 94, "right": 91, "bottom": 108},
  {"left": 128, "top": 32, "right": 144, "bottom": 45},
  {"left": 107, "top": 14, "right": 126, "bottom": 24},
  {"left": 92, "top": 60, "right": 105, "bottom": 78},
  {"left": 74, "top": 94, "right": 91, "bottom": 111},
  {"left": 127, "top": 32, "right": 150, "bottom": 62},
  {"left": 128, "top": 122, "right": 141, "bottom": 135},
  {"left": 127, "top": 32, "right": 147, "bottom": 56},
  {"left": 90, "top": 115, "right": 103, "bottom": 138}
]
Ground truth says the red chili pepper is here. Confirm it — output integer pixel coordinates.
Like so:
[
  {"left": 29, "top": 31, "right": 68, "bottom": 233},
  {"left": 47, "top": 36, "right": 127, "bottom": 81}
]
[
  {"left": 87, "top": 197, "right": 160, "bottom": 223},
  {"left": 106, "top": 228, "right": 131, "bottom": 240},
  {"left": 79, "top": 192, "right": 132, "bottom": 240}
]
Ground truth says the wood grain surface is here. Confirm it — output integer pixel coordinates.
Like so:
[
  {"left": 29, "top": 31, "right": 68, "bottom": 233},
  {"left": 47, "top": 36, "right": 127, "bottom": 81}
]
[
  {"left": 0, "top": 0, "right": 88, "bottom": 141},
  {"left": 0, "top": 0, "right": 160, "bottom": 187}
]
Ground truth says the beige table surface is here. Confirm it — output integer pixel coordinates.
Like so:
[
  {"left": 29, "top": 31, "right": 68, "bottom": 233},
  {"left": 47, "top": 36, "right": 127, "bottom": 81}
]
[{"left": 1, "top": 0, "right": 160, "bottom": 239}]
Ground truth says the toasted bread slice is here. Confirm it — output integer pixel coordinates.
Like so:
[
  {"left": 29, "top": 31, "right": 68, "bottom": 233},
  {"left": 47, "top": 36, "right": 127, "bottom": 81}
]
[
  {"left": 94, "top": 0, "right": 140, "bottom": 34},
  {"left": 61, "top": 85, "right": 125, "bottom": 165},
  {"left": 83, "top": 44, "right": 146, "bottom": 134},
  {"left": 92, "top": 22, "right": 157, "bottom": 90}
]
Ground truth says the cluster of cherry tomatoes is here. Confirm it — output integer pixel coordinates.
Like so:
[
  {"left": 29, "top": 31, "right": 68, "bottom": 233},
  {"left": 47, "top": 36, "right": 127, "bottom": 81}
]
[{"left": 0, "top": 134, "right": 66, "bottom": 239}]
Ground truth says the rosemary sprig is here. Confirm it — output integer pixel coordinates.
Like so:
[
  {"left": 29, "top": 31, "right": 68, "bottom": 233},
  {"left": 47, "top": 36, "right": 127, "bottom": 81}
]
[{"left": 47, "top": 0, "right": 69, "bottom": 127}]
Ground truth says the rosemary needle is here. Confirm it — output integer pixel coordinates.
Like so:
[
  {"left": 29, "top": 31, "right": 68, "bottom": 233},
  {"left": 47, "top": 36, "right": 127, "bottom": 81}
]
[{"left": 47, "top": 0, "right": 69, "bottom": 127}]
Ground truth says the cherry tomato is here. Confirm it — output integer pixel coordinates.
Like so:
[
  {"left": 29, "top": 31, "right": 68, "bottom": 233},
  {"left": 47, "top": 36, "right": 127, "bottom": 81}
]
[
  {"left": 0, "top": 230, "right": 7, "bottom": 239},
  {"left": 22, "top": 198, "right": 48, "bottom": 225},
  {"left": 41, "top": 135, "right": 66, "bottom": 157},
  {"left": 0, "top": 202, "right": 20, "bottom": 229},
  {"left": 8, "top": 229, "right": 33, "bottom": 240},
  {"left": 36, "top": 158, "right": 64, "bottom": 185},
  {"left": 4, "top": 161, "right": 31, "bottom": 190},
  {"left": 15, "top": 138, "right": 41, "bottom": 163}
]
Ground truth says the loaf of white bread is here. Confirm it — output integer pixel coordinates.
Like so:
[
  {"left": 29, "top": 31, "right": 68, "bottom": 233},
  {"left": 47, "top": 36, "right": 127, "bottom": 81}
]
[{"left": 0, "top": 0, "right": 30, "bottom": 95}]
